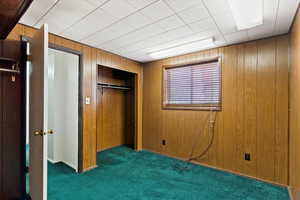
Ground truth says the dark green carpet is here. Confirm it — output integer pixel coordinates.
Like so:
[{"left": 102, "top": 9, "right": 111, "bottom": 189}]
[{"left": 46, "top": 146, "right": 289, "bottom": 200}]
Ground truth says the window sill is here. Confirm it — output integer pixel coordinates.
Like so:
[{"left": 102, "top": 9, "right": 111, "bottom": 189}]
[{"left": 162, "top": 105, "right": 222, "bottom": 111}]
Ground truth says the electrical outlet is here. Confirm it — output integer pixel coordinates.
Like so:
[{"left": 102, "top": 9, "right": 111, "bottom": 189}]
[
  {"left": 162, "top": 140, "right": 166, "bottom": 146},
  {"left": 85, "top": 97, "right": 90, "bottom": 105},
  {"left": 245, "top": 153, "right": 251, "bottom": 161}
]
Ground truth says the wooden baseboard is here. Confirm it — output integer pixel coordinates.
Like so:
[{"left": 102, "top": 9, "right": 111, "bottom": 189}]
[
  {"left": 82, "top": 165, "right": 98, "bottom": 173},
  {"left": 192, "top": 161, "right": 287, "bottom": 187},
  {"left": 289, "top": 187, "right": 300, "bottom": 200},
  {"left": 144, "top": 148, "right": 287, "bottom": 188}
]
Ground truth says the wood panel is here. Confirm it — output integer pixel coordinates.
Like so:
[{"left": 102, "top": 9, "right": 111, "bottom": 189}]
[
  {"left": 290, "top": 7, "right": 300, "bottom": 199},
  {"left": 7, "top": 24, "right": 143, "bottom": 171},
  {"left": 256, "top": 38, "right": 276, "bottom": 181},
  {"left": 275, "top": 36, "right": 289, "bottom": 184},
  {"left": 143, "top": 35, "right": 289, "bottom": 185},
  {"left": 101, "top": 89, "right": 126, "bottom": 150},
  {"left": 243, "top": 41, "right": 258, "bottom": 177},
  {"left": 235, "top": 44, "right": 245, "bottom": 173}
]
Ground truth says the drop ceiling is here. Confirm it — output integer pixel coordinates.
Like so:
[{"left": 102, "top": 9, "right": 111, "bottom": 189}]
[{"left": 20, "top": 0, "right": 299, "bottom": 62}]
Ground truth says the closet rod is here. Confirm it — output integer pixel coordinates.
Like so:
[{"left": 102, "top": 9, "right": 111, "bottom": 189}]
[
  {"left": 0, "top": 68, "right": 20, "bottom": 74},
  {"left": 97, "top": 83, "right": 131, "bottom": 90}
]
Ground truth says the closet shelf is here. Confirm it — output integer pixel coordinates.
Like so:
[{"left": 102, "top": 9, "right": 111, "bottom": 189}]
[
  {"left": 0, "top": 57, "right": 19, "bottom": 73},
  {"left": 97, "top": 83, "right": 131, "bottom": 90},
  {"left": 0, "top": 57, "right": 17, "bottom": 66}
]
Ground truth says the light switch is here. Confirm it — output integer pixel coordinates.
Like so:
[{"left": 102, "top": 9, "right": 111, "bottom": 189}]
[{"left": 85, "top": 97, "right": 91, "bottom": 105}]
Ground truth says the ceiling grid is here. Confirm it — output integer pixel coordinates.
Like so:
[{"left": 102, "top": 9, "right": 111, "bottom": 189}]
[{"left": 20, "top": 0, "right": 299, "bottom": 62}]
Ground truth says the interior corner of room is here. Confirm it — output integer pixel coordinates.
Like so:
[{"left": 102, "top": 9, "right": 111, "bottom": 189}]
[{"left": 1, "top": 0, "right": 300, "bottom": 200}]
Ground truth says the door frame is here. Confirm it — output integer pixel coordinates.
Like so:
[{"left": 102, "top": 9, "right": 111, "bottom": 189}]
[
  {"left": 21, "top": 36, "right": 84, "bottom": 173},
  {"left": 48, "top": 43, "right": 84, "bottom": 172}
]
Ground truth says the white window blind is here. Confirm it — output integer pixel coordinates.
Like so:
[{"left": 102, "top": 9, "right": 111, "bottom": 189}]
[{"left": 164, "top": 60, "right": 221, "bottom": 109}]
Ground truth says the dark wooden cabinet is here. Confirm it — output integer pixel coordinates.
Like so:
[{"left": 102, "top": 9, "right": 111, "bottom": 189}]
[
  {"left": 0, "top": 40, "right": 26, "bottom": 200},
  {"left": 0, "top": 0, "right": 33, "bottom": 39}
]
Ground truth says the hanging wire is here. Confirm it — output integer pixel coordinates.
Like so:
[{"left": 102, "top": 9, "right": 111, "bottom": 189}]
[
  {"left": 173, "top": 111, "right": 217, "bottom": 172},
  {"left": 173, "top": 63, "right": 219, "bottom": 172}
]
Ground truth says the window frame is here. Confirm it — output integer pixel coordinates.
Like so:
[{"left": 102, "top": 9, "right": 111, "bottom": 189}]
[{"left": 161, "top": 57, "right": 222, "bottom": 111}]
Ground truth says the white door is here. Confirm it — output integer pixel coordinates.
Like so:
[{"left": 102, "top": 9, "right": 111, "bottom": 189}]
[{"left": 29, "top": 24, "right": 49, "bottom": 200}]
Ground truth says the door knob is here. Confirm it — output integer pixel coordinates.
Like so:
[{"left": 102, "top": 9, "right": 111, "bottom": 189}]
[
  {"left": 48, "top": 129, "right": 54, "bottom": 135},
  {"left": 33, "top": 130, "right": 44, "bottom": 136}
]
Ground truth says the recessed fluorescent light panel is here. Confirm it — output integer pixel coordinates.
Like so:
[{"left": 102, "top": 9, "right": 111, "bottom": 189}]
[
  {"left": 148, "top": 38, "right": 215, "bottom": 59},
  {"left": 228, "top": 0, "right": 263, "bottom": 30}
]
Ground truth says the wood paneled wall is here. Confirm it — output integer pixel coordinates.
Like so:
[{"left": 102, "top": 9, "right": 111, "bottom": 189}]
[
  {"left": 7, "top": 24, "right": 143, "bottom": 171},
  {"left": 143, "top": 35, "right": 289, "bottom": 185},
  {"left": 290, "top": 7, "right": 300, "bottom": 199}
]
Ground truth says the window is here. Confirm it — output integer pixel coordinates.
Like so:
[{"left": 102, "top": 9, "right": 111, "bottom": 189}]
[{"left": 162, "top": 59, "right": 221, "bottom": 110}]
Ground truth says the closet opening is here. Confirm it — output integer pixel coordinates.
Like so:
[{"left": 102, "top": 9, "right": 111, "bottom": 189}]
[{"left": 96, "top": 65, "right": 136, "bottom": 152}]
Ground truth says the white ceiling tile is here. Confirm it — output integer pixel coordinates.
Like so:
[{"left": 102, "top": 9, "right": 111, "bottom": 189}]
[
  {"left": 141, "top": 28, "right": 222, "bottom": 54},
  {"left": 120, "top": 26, "right": 193, "bottom": 54},
  {"left": 117, "top": 23, "right": 164, "bottom": 44},
  {"left": 35, "top": 0, "right": 95, "bottom": 34},
  {"left": 195, "top": 28, "right": 222, "bottom": 40},
  {"left": 98, "top": 40, "right": 128, "bottom": 51},
  {"left": 189, "top": 18, "right": 217, "bottom": 33},
  {"left": 99, "top": 23, "right": 164, "bottom": 51},
  {"left": 84, "top": 0, "right": 108, "bottom": 7},
  {"left": 156, "top": 15, "right": 185, "bottom": 31},
  {"left": 251, "top": 0, "right": 278, "bottom": 35},
  {"left": 61, "top": 9, "right": 118, "bottom": 41},
  {"left": 118, "top": 51, "right": 145, "bottom": 60},
  {"left": 97, "top": 42, "right": 119, "bottom": 51},
  {"left": 213, "top": 12, "right": 237, "bottom": 34},
  {"left": 164, "top": 0, "right": 203, "bottom": 12},
  {"left": 155, "top": 26, "right": 193, "bottom": 43},
  {"left": 178, "top": 4, "right": 209, "bottom": 24},
  {"left": 264, "top": 0, "right": 279, "bottom": 23},
  {"left": 147, "top": 31, "right": 216, "bottom": 53},
  {"left": 126, "top": 0, "right": 158, "bottom": 10},
  {"left": 246, "top": 0, "right": 279, "bottom": 39},
  {"left": 122, "top": 12, "right": 153, "bottom": 29},
  {"left": 127, "top": 52, "right": 148, "bottom": 61},
  {"left": 19, "top": 0, "right": 58, "bottom": 26},
  {"left": 101, "top": 0, "right": 137, "bottom": 19},
  {"left": 214, "top": 38, "right": 227, "bottom": 47},
  {"left": 224, "top": 31, "right": 249, "bottom": 43},
  {"left": 103, "top": 20, "right": 136, "bottom": 38},
  {"left": 82, "top": 31, "right": 118, "bottom": 46},
  {"left": 140, "top": 0, "right": 174, "bottom": 21},
  {"left": 275, "top": 0, "right": 299, "bottom": 34},
  {"left": 247, "top": 23, "right": 274, "bottom": 40},
  {"left": 82, "top": 20, "right": 136, "bottom": 45},
  {"left": 202, "top": 0, "right": 231, "bottom": 15}
]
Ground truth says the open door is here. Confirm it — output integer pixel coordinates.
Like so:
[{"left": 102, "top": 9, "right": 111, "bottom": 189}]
[{"left": 28, "top": 24, "right": 49, "bottom": 200}]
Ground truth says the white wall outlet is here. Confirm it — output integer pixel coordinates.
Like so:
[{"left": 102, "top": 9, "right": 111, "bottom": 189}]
[{"left": 85, "top": 97, "right": 91, "bottom": 105}]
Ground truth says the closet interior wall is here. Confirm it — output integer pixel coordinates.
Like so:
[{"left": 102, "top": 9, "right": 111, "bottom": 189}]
[{"left": 97, "top": 66, "right": 135, "bottom": 152}]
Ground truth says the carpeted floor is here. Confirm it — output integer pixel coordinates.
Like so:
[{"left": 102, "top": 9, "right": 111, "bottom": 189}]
[{"left": 45, "top": 146, "right": 289, "bottom": 200}]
